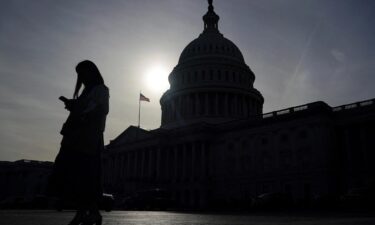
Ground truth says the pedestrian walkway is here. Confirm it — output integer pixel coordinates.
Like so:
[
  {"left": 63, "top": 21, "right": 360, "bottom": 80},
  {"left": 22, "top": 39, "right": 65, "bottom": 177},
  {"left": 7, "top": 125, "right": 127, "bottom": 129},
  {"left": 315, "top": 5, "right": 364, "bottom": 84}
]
[{"left": 1, "top": 210, "right": 375, "bottom": 225}]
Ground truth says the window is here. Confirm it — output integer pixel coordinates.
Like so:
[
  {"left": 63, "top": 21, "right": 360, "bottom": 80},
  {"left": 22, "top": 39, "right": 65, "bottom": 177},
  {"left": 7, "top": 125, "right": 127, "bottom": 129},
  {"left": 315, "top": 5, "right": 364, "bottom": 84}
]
[
  {"left": 280, "top": 134, "right": 289, "bottom": 143},
  {"left": 298, "top": 130, "right": 308, "bottom": 139},
  {"left": 241, "top": 140, "right": 248, "bottom": 149},
  {"left": 261, "top": 137, "right": 268, "bottom": 145}
]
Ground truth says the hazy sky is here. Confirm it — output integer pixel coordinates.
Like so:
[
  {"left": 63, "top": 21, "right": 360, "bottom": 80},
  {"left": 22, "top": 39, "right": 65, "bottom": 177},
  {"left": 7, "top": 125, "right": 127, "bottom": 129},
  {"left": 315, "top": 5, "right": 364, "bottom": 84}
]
[{"left": 1, "top": 0, "right": 374, "bottom": 161}]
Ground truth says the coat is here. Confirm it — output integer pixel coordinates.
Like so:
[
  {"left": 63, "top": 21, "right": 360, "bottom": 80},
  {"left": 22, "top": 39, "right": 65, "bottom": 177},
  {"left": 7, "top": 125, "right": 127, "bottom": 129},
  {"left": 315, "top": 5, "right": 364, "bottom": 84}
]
[{"left": 48, "top": 84, "right": 109, "bottom": 205}]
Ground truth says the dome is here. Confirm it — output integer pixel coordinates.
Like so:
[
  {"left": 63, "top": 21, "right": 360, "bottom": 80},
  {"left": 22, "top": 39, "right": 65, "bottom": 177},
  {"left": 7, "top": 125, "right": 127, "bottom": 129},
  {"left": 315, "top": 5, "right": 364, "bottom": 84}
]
[
  {"left": 178, "top": 32, "right": 245, "bottom": 64},
  {"left": 160, "top": 0, "right": 264, "bottom": 128}
]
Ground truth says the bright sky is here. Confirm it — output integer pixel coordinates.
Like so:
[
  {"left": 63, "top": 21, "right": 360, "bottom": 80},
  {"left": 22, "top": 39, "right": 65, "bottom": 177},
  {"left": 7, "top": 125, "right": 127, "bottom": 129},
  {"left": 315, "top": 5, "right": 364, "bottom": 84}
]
[{"left": 1, "top": 0, "right": 374, "bottom": 161}]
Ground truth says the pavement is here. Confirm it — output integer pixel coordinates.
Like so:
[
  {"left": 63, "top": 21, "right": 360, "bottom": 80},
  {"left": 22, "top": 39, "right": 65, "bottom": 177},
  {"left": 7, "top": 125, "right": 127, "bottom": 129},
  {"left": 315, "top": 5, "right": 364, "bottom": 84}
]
[{"left": 1, "top": 210, "right": 375, "bottom": 225}]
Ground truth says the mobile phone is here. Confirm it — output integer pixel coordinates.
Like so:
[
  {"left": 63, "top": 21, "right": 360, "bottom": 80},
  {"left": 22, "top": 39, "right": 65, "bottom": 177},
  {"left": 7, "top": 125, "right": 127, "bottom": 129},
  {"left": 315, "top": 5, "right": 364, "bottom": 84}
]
[{"left": 59, "top": 96, "right": 69, "bottom": 103}]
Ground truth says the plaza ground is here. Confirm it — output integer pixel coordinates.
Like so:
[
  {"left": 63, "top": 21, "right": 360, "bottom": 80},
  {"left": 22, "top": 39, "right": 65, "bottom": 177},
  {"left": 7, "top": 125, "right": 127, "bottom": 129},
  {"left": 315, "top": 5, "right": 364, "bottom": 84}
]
[{"left": 0, "top": 210, "right": 375, "bottom": 225}]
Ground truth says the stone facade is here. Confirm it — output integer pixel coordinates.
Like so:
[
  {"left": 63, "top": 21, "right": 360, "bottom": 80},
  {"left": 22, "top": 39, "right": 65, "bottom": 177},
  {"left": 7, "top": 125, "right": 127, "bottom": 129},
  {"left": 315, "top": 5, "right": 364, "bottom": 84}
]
[
  {"left": 103, "top": 1, "right": 375, "bottom": 208},
  {"left": 0, "top": 160, "right": 53, "bottom": 201},
  {"left": 160, "top": 0, "right": 263, "bottom": 128}
]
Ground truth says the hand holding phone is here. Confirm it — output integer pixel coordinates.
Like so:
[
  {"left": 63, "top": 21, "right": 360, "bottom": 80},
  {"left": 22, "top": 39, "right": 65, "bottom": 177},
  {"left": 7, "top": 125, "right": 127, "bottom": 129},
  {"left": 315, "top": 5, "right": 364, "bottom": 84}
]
[
  {"left": 59, "top": 96, "right": 69, "bottom": 103},
  {"left": 59, "top": 96, "right": 74, "bottom": 111}
]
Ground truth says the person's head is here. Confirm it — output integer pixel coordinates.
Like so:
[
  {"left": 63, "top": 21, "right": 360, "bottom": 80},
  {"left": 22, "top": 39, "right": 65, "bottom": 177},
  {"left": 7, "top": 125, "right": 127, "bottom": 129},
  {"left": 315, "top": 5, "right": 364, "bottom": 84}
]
[{"left": 73, "top": 60, "right": 104, "bottom": 98}]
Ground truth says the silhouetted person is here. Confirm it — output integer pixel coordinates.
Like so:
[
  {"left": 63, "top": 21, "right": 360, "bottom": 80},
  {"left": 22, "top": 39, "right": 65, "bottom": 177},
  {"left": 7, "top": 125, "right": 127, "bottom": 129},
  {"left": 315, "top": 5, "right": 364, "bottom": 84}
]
[{"left": 49, "top": 60, "right": 109, "bottom": 225}]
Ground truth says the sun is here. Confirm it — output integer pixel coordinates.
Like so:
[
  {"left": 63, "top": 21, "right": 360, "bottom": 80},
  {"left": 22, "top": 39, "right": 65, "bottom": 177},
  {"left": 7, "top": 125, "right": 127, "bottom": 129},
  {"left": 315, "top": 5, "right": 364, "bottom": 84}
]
[{"left": 144, "top": 65, "right": 170, "bottom": 93}]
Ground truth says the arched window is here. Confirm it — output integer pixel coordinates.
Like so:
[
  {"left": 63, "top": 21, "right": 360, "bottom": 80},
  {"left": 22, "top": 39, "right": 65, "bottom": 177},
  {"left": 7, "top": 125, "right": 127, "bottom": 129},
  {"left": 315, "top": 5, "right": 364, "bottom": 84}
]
[
  {"left": 209, "top": 70, "right": 214, "bottom": 80},
  {"left": 298, "top": 130, "right": 308, "bottom": 139},
  {"left": 201, "top": 70, "right": 206, "bottom": 81},
  {"left": 280, "top": 133, "right": 289, "bottom": 143}
]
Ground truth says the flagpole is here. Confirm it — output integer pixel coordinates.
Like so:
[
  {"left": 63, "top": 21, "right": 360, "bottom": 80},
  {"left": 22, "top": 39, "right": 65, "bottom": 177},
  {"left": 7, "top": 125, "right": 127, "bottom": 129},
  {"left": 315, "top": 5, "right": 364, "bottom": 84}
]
[{"left": 138, "top": 91, "right": 141, "bottom": 128}]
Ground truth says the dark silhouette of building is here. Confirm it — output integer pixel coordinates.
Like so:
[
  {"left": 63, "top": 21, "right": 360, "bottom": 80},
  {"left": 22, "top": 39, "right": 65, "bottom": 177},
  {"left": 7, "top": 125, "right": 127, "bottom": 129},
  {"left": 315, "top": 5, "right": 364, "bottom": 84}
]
[
  {"left": 103, "top": 1, "right": 375, "bottom": 209},
  {"left": 0, "top": 160, "right": 53, "bottom": 201}
]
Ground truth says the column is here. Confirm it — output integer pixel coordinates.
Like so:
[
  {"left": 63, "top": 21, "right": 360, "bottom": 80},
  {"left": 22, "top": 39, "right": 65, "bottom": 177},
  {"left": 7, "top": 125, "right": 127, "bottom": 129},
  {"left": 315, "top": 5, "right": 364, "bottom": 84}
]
[
  {"left": 172, "top": 99, "right": 176, "bottom": 120},
  {"left": 224, "top": 93, "right": 229, "bottom": 116},
  {"left": 241, "top": 95, "right": 246, "bottom": 117},
  {"left": 122, "top": 154, "right": 126, "bottom": 179},
  {"left": 244, "top": 96, "right": 249, "bottom": 117},
  {"left": 177, "top": 97, "right": 182, "bottom": 119},
  {"left": 191, "top": 142, "right": 196, "bottom": 181},
  {"left": 238, "top": 94, "right": 241, "bottom": 116},
  {"left": 161, "top": 105, "right": 165, "bottom": 125},
  {"left": 130, "top": 152, "right": 135, "bottom": 179},
  {"left": 150, "top": 148, "right": 155, "bottom": 180},
  {"left": 215, "top": 93, "right": 219, "bottom": 116},
  {"left": 134, "top": 151, "right": 139, "bottom": 178},
  {"left": 201, "top": 144, "right": 206, "bottom": 180},
  {"left": 180, "top": 96, "right": 184, "bottom": 117},
  {"left": 205, "top": 93, "right": 209, "bottom": 115},
  {"left": 186, "top": 144, "right": 192, "bottom": 181},
  {"left": 182, "top": 144, "right": 187, "bottom": 181},
  {"left": 109, "top": 156, "right": 113, "bottom": 183},
  {"left": 233, "top": 94, "right": 238, "bottom": 116},
  {"left": 114, "top": 156, "right": 118, "bottom": 181},
  {"left": 120, "top": 154, "right": 124, "bottom": 179},
  {"left": 168, "top": 102, "right": 171, "bottom": 122},
  {"left": 183, "top": 95, "right": 187, "bottom": 117},
  {"left": 174, "top": 98, "right": 179, "bottom": 120},
  {"left": 141, "top": 149, "right": 145, "bottom": 179},
  {"left": 145, "top": 148, "right": 151, "bottom": 180},
  {"left": 125, "top": 152, "right": 129, "bottom": 179},
  {"left": 147, "top": 148, "right": 152, "bottom": 179},
  {"left": 156, "top": 147, "right": 161, "bottom": 180},
  {"left": 189, "top": 94, "right": 194, "bottom": 116},
  {"left": 166, "top": 148, "right": 170, "bottom": 181},
  {"left": 194, "top": 93, "right": 200, "bottom": 117},
  {"left": 174, "top": 146, "right": 178, "bottom": 181},
  {"left": 117, "top": 156, "right": 121, "bottom": 180},
  {"left": 205, "top": 142, "right": 210, "bottom": 178},
  {"left": 160, "top": 148, "right": 165, "bottom": 180}
]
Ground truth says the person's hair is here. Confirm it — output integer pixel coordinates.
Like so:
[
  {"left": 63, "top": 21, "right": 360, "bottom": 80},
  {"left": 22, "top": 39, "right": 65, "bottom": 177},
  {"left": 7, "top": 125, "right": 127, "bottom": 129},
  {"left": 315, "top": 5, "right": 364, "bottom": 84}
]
[{"left": 73, "top": 60, "right": 104, "bottom": 99}]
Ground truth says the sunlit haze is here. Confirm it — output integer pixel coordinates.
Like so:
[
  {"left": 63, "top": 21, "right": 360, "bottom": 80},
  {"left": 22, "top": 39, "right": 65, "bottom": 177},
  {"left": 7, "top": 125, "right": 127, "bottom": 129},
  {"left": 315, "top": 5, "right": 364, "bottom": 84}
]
[
  {"left": 144, "top": 64, "right": 170, "bottom": 93},
  {"left": 0, "top": 0, "right": 374, "bottom": 161}
]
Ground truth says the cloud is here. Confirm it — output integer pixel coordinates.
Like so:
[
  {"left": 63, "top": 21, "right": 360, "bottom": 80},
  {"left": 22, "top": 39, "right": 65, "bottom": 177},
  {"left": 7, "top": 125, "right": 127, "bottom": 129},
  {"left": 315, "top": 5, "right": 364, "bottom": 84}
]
[
  {"left": 1, "top": 0, "right": 375, "bottom": 162},
  {"left": 331, "top": 49, "right": 346, "bottom": 62}
]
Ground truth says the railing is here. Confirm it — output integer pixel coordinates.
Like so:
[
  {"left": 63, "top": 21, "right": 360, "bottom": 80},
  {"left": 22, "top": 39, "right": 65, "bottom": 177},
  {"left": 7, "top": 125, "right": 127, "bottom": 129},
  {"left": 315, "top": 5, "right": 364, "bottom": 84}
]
[
  {"left": 261, "top": 98, "right": 374, "bottom": 119},
  {"left": 332, "top": 99, "right": 374, "bottom": 112},
  {"left": 262, "top": 104, "right": 310, "bottom": 119}
]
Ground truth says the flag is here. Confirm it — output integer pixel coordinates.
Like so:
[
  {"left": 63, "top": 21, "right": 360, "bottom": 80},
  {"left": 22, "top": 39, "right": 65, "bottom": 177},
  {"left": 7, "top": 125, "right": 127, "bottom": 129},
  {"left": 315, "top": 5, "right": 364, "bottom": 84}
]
[{"left": 140, "top": 93, "right": 150, "bottom": 102}]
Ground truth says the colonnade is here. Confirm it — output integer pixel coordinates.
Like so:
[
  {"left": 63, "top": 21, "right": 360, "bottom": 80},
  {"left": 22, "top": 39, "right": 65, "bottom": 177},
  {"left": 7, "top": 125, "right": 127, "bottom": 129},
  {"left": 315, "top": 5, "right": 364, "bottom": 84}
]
[
  {"left": 162, "top": 92, "right": 261, "bottom": 125},
  {"left": 105, "top": 141, "right": 210, "bottom": 185},
  {"left": 173, "top": 69, "right": 251, "bottom": 87}
]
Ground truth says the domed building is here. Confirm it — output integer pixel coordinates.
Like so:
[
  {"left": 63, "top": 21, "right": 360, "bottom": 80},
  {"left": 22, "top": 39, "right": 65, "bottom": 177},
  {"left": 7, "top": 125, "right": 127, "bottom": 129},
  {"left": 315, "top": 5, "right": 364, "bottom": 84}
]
[
  {"left": 160, "top": 0, "right": 263, "bottom": 128},
  {"left": 104, "top": 0, "right": 375, "bottom": 209}
]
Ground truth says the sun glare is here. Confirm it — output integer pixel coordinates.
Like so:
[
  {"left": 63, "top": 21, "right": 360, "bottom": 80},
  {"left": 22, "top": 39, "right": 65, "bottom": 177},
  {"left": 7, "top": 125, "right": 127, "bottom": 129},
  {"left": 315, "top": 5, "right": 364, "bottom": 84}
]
[{"left": 144, "top": 65, "right": 170, "bottom": 93}]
